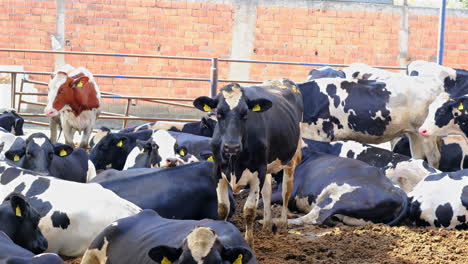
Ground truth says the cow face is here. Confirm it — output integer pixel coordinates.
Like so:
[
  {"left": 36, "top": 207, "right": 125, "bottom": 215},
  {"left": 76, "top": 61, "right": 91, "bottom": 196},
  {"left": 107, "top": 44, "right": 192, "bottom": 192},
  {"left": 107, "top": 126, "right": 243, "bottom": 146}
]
[
  {"left": 0, "top": 193, "right": 48, "bottom": 254},
  {"left": 194, "top": 83, "right": 272, "bottom": 159},
  {"left": 90, "top": 133, "right": 129, "bottom": 170},
  {"left": 0, "top": 110, "right": 24, "bottom": 135},
  {"left": 4, "top": 133, "right": 73, "bottom": 174},
  {"left": 90, "top": 127, "right": 111, "bottom": 148},
  {"left": 419, "top": 93, "right": 468, "bottom": 138},
  {"left": 150, "top": 130, "right": 199, "bottom": 168},
  {"left": 199, "top": 117, "right": 217, "bottom": 138},
  {"left": 148, "top": 227, "right": 252, "bottom": 264}
]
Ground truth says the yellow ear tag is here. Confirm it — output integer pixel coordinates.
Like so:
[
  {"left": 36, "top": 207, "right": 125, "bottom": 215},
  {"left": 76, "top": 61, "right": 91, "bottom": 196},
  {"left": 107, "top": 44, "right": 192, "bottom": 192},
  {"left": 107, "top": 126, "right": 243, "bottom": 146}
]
[
  {"left": 15, "top": 206, "right": 22, "bottom": 217},
  {"left": 77, "top": 81, "right": 83, "bottom": 88},
  {"left": 13, "top": 155, "right": 20, "bottom": 162},
  {"left": 252, "top": 104, "right": 261, "bottom": 112},
  {"left": 140, "top": 149, "right": 146, "bottom": 154},
  {"left": 179, "top": 149, "right": 186, "bottom": 156},
  {"left": 203, "top": 104, "right": 211, "bottom": 112},
  {"left": 458, "top": 102, "right": 464, "bottom": 111},
  {"left": 207, "top": 156, "right": 214, "bottom": 161},
  {"left": 59, "top": 149, "right": 67, "bottom": 157},
  {"left": 161, "top": 256, "right": 172, "bottom": 264},
  {"left": 233, "top": 254, "right": 243, "bottom": 264},
  {"left": 116, "top": 140, "right": 123, "bottom": 147}
]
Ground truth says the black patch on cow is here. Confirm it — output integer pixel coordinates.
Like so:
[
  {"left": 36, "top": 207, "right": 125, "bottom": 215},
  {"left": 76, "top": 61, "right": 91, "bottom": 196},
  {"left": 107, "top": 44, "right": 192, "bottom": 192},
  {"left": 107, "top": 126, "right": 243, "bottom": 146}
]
[
  {"left": 13, "top": 182, "right": 26, "bottom": 193},
  {"left": 455, "top": 215, "right": 467, "bottom": 230},
  {"left": 409, "top": 70, "right": 419, "bottom": 76},
  {"left": 346, "top": 150, "right": 355, "bottom": 158},
  {"left": 317, "top": 197, "right": 333, "bottom": 208},
  {"left": 425, "top": 171, "right": 464, "bottom": 182},
  {"left": 0, "top": 167, "right": 22, "bottom": 185},
  {"left": 458, "top": 215, "right": 466, "bottom": 223},
  {"left": 51, "top": 211, "right": 70, "bottom": 229},
  {"left": 434, "top": 203, "right": 453, "bottom": 228},
  {"left": 409, "top": 200, "right": 431, "bottom": 227},
  {"left": 461, "top": 185, "right": 468, "bottom": 210},
  {"left": 28, "top": 196, "right": 52, "bottom": 217},
  {"left": 326, "top": 84, "right": 340, "bottom": 108},
  {"left": 352, "top": 71, "right": 359, "bottom": 78},
  {"left": 434, "top": 100, "right": 455, "bottom": 128},
  {"left": 25, "top": 178, "right": 50, "bottom": 197},
  {"left": 341, "top": 80, "right": 392, "bottom": 136},
  {"left": 422, "top": 161, "right": 438, "bottom": 173}
]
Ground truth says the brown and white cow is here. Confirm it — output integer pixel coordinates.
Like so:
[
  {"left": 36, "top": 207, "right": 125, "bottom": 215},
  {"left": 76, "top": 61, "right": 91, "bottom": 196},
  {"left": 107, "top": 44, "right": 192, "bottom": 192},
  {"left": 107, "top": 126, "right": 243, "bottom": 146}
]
[{"left": 44, "top": 65, "right": 101, "bottom": 149}]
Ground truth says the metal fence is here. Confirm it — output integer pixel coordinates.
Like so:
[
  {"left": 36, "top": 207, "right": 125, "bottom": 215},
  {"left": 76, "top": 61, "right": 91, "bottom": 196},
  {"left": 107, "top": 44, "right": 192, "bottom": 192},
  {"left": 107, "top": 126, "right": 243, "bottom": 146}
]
[{"left": 0, "top": 48, "right": 405, "bottom": 129}]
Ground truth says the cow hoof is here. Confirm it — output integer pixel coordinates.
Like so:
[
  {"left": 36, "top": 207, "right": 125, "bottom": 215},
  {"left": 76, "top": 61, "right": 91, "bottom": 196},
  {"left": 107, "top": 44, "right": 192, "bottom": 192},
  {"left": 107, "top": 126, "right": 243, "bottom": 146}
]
[
  {"left": 277, "top": 219, "right": 288, "bottom": 230},
  {"left": 262, "top": 222, "right": 273, "bottom": 233}
]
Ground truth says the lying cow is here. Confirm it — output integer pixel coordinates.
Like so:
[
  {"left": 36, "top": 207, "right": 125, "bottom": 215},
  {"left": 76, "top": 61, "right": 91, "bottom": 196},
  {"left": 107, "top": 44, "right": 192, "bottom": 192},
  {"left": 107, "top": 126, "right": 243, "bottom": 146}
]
[
  {"left": 307, "top": 66, "right": 345, "bottom": 81},
  {"left": 81, "top": 210, "right": 256, "bottom": 264},
  {"left": 276, "top": 152, "right": 408, "bottom": 226},
  {"left": 90, "top": 129, "right": 153, "bottom": 170},
  {"left": 0, "top": 194, "right": 63, "bottom": 264},
  {"left": 0, "top": 162, "right": 141, "bottom": 256},
  {"left": 193, "top": 79, "right": 303, "bottom": 246},
  {"left": 91, "top": 161, "right": 235, "bottom": 220},
  {"left": 44, "top": 64, "right": 101, "bottom": 148},
  {"left": 298, "top": 71, "right": 444, "bottom": 168},
  {"left": 409, "top": 170, "right": 468, "bottom": 229},
  {"left": 0, "top": 109, "right": 24, "bottom": 136},
  {"left": 302, "top": 138, "right": 437, "bottom": 192},
  {"left": 120, "top": 115, "right": 217, "bottom": 137},
  {"left": 123, "top": 130, "right": 211, "bottom": 169},
  {"left": 4, "top": 132, "right": 96, "bottom": 182}
]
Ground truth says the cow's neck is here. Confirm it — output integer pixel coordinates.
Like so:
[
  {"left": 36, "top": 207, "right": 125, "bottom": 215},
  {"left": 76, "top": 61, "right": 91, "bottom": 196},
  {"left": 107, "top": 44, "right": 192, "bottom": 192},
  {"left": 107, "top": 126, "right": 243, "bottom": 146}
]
[{"left": 68, "top": 83, "right": 99, "bottom": 116}]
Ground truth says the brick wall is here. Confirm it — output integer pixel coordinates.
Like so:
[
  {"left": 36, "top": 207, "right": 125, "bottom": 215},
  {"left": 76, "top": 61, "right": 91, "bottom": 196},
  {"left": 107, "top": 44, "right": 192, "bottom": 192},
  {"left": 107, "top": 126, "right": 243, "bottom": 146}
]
[{"left": 1, "top": 0, "right": 467, "bottom": 100}]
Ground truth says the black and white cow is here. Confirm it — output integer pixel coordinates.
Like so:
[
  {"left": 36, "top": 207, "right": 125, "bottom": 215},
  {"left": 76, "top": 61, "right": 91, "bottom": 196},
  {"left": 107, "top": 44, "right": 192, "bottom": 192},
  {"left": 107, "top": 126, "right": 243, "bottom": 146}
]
[
  {"left": 272, "top": 151, "right": 408, "bottom": 226},
  {"left": 123, "top": 130, "right": 211, "bottom": 169},
  {"left": 408, "top": 170, "right": 468, "bottom": 229},
  {"left": 193, "top": 79, "right": 303, "bottom": 246},
  {"left": 0, "top": 162, "right": 141, "bottom": 256},
  {"left": 0, "top": 109, "right": 24, "bottom": 136},
  {"left": 307, "top": 66, "right": 345, "bottom": 81},
  {"left": 342, "top": 62, "right": 403, "bottom": 80},
  {"left": 302, "top": 138, "right": 437, "bottom": 192},
  {"left": 4, "top": 133, "right": 96, "bottom": 182},
  {"left": 298, "top": 73, "right": 444, "bottom": 168},
  {"left": 89, "top": 129, "right": 153, "bottom": 170},
  {"left": 89, "top": 126, "right": 111, "bottom": 148},
  {"left": 392, "top": 134, "right": 468, "bottom": 172},
  {"left": 0, "top": 129, "right": 24, "bottom": 160},
  {"left": 119, "top": 116, "right": 217, "bottom": 137},
  {"left": 81, "top": 210, "right": 256, "bottom": 264},
  {"left": 91, "top": 162, "right": 235, "bottom": 220}
]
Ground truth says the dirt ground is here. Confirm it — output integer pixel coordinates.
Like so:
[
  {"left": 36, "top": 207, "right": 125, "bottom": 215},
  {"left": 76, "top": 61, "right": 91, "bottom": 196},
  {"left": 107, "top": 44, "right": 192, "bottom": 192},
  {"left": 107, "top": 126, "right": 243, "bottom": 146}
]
[{"left": 65, "top": 193, "right": 467, "bottom": 264}]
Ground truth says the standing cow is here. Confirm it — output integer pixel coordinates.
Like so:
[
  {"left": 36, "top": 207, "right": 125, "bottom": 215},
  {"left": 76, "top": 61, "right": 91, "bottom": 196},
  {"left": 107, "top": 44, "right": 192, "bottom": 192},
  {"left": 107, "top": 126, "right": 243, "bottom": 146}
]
[
  {"left": 44, "top": 64, "right": 101, "bottom": 149},
  {"left": 193, "top": 79, "right": 303, "bottom": 246}
]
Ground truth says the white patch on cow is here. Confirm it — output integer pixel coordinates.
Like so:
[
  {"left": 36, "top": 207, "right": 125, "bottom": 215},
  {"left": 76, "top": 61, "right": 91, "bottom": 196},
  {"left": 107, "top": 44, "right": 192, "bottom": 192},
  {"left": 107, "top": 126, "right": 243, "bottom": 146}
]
[
  {"left": 232, "top": 168, "right": 255, "bottom": 193},
  {"left": 294, "top": 196, "right": 313, "bottom": 213},
  {"left": 267, "top": 158, "right": 285, "bottom": 174},
  {"left": 60, "top": 107, "right": 99, "bottom": 132},
  {"left": 222, "top": 85, "right": 242, "bottom": 110},
  {"left": 407, "top": 60, "right": 456, "bottom": 83},
  {"left": 343, "top": 63, "right": 402, "bottom": 80},
  {"left": 123, "top": 147, "right": 140, "bottom": 170},
  {"left": 86, "top": 160, "right": 97, "bottom": 182},
  {"left": 151, "top": 130, "right": 177, "bottom": 168},
  {"left": 184, "top": 154, "right": 199, "bottom": 164},
  {"left": 289, "top": 183, "right": 360, "bottom": 225},
  {"left": 217, "top": 175, "right": 230, "bottom": 221},
  {"left": 91, "top": 129, "right": 110, "bottom": 146},
  {"left": 0, "top": 161, "right": 141, "bottom": 256},
  {"left": 409, "top": 173, "right": 468, "bottom": 229},
  {"left": 0, "top": 131, "right": 21, "bottom": 160},
  {"left": 186, "top": 227, "right": 216, "bottom": 264},
  {"left": 332, "top": 140, "right": 368, "bottom": 158},
  {"left": 32, "top": 137, "right": 46, "bottom": 147},
  {"left": 384, "top": 159, "right": 439, "bottom": 193},
  {"left": 81, "top": 237, "right": 109, "bottom": 264},
  {"left": 149, "top": 121, "right": 185, "bottom": 131}
]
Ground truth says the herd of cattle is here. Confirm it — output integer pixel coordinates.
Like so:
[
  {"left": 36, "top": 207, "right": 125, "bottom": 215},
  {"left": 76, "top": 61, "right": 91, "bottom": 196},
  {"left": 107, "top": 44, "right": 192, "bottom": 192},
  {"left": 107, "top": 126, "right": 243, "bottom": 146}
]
[{"left": 0, "top": 60, "right": 467, "bottom": 263}]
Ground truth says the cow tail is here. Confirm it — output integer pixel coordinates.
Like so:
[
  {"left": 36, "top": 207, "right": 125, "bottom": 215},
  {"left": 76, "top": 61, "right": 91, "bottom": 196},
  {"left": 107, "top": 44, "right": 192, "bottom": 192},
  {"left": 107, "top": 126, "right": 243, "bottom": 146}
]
[{"left": 387, "top": 187, "right": 409, "bottom": 226}]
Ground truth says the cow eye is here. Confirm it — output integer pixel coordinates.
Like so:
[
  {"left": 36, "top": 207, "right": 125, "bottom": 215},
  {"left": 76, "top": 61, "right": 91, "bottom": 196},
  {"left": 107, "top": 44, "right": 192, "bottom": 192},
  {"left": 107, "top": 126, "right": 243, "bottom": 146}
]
[
  {"left": 217, "top": 112, "right": 224, "bottom": 120},
  {"left": 240, "top": 112, "right": 248, "bottom": 120},
  {"left": 48, "top": 152, "right": 54, "bottom": 160}
]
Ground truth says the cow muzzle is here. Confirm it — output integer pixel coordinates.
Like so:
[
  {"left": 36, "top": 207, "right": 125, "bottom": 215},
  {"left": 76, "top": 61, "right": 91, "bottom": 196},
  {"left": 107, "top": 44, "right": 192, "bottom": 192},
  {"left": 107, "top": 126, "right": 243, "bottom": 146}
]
[
  {"left": 44, "top": 108, "right": 59, "bottom": 117},
  {"left": 419, "top": 128, "right": 429, "bottom": 137},
  {"left": 223, "top": 142, "right": 241, "bottom": 156}
]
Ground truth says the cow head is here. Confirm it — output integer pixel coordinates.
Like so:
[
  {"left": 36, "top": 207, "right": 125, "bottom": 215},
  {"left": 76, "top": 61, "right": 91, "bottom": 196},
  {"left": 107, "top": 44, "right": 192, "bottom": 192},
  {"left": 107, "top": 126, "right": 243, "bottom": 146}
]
[
  {"left": 199, "top": 116, "right": 217, "bottom": 138},
  {"left": 90, "top": 132, "right": 130, "bottom": 170},
  {"left": 150, "top": 130, "right": 199, "bottom": 168},
  {"left": 0, "top": 110, "right": 24, "bottom": 136},
  {"left": 194, "top": 83, "right": 272, "bottom": 160},
  {"left": 0, "top": 193, "right": 48, "bottom": 254},
  {"left": 419, "top": 93, "right": 468, "bottom": 138},
  {"left": 4, "top": 133, "right": 73, "bottom": 174},
  {"left": 148, "top": 227, "right": 252, "bottom": 264},
  {"left": 90, "top": 127, "right": 111, "bottom": 148}
]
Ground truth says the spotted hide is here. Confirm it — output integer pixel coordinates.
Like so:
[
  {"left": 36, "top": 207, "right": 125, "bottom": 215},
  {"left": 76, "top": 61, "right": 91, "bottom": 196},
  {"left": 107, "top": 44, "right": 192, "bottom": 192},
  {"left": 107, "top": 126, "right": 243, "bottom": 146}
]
[
  {"left": 298, "top": 73, "right": 444, "bottom": 168},
  {"left": 302, "top": 138, "right": 438, "bottom": 192},
  {"left": 81, "top": 210, "right": 256, "bottom": 264},
  {"left": 409, "top": 170, "right": 468, "bottom": 229},
  {"left": 193, "top": 79, "right": 303, "bottom": 246},
  {"left": 271, "top": 152, "right": 408, "bottom": 226},
  {"left": 0, "top": 162, "right": 141, "bottom": 256}
]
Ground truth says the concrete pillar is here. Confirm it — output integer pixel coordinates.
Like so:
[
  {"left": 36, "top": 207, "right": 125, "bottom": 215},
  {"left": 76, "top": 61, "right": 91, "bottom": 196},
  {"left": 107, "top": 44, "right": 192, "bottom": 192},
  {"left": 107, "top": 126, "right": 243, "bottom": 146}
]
[
  {"left": 398, "top": 0, "right": 409, "bottom": 69},
  {"left": 53, "top": 0, "right": 65, "bottom": 71}
]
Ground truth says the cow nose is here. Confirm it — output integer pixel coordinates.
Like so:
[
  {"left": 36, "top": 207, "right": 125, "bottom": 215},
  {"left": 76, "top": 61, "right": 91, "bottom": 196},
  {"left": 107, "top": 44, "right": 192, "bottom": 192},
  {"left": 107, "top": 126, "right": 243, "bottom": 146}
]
[
  {"left": 166, "top": 158, "right": 178, "bottom": 167},
  {"left": 32, "top": 237, "right": 48, "bottom": 254},
  {"left": 223, "top": 142, "right": 241, "bottom": 155},
  {"left": 419, "top": 128, "right": 429, "bottom": 137},
  {"left": 44, "top": 108, "right": 56, "bottom": 117}
]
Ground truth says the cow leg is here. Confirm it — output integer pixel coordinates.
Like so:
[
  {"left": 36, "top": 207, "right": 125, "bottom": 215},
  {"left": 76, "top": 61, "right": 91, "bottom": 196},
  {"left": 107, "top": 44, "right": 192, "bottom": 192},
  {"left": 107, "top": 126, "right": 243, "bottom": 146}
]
[
  {"left": 63, "top": 121, "right": 75, "bottom": 147},
  {"left": 407, "top": 133, "right": 425, "bottom": 160},
  {"left": 279, "top": 141, "right": 302, "bottom": 229},
  {"left": 80, "top": 125, "right": 93, "bottom": 149},
  {"left": 421, "top": 136, "right": 441, "bottom": 169},
  {"left": 49, "top": 117, "right": 59, "bottom": 143},
  {"left": 244, "top": 173, "right": 260, "bottom": 247},
  {"left": 216, "top": 174, "right": 230, "bottom": 221},
  {"left": 261, "top": 173, "right": 272, "bottom": 233}
]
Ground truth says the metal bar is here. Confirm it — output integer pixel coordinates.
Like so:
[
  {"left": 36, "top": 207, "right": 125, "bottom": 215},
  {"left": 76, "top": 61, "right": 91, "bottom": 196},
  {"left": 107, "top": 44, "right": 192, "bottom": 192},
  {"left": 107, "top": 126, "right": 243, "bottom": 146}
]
[
  {"left": 11, "top": 73, "right": 16, "bottom": 109},
  {"left": 144, "top": 99, "right": 194, "bottom": 109},
  {"left": 0, "top": 48, "right": 212, "bottom": 61},
  {"left": 22, "top": 79, "right": 48, "bottom": 86},
  {"left": 19, "top": 113, "right": 198, "bottom": 122},
  {"left": 24, "top": 120, "right": 49, "bottom": 127},
  {"left": 218, "top": 79, "right": 262, "bottom": 84},
  {"left": 18, "top": 79, "right": 24, "bottom": 112},
  {"left": 210, "top": 58, "right": 218, "bottom": 97},
  {"left": 19, "top": 100, "right": 46, "bottom": 107},
  {"left": 123, "top": 98, "right": 131, "bottom": 128},
  {"left": 437, "top": 0, "right": 447, "bottom": 65},
  {"left": 15, "top": 92, "right": 195, "bottom": 102}
]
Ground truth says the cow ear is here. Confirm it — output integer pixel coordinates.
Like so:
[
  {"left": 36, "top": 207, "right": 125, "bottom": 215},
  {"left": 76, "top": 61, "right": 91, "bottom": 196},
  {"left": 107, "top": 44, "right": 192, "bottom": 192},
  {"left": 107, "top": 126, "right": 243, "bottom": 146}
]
[
  {"left": 194, "top": 96, "right": 218, "bottom": 112},
  {"left": 136, "top": 139, "right": 152, "bottom": 153},
  {"left": 54, "top": 144, "right": 74, "bottom": 157},
  {"left": 247, "top": 98, "right": 272, "bottom": 113},
  {"left": 222, "top": 246, "right": 253, "bottom": 264},
  {"left": 116, "top": 136, "right": 128, "bottom": 148},
  {"left": 72, "top": 76, "right": 89, "bottom": 88},
  {"left": 5, "top": 149, "right": 24, "bottom": 162},
  {"left": 9, "top": 194, "right": 28, "bottom": 218},
  {"left": 148, "top": 246, "right": 182, "bottom": 264}
]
